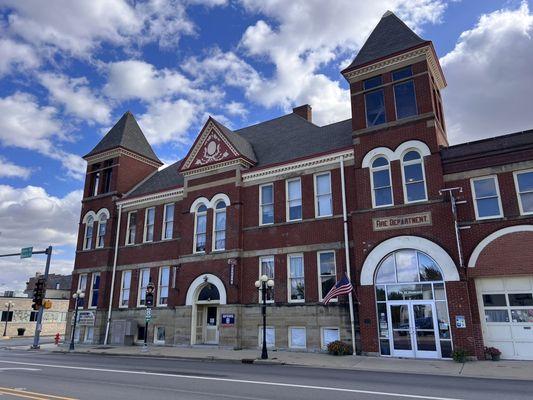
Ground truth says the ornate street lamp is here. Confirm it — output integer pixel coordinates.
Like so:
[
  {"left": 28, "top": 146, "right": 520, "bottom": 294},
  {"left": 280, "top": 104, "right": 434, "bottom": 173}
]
[
  {"left": 255, "top": 275, "right": 274, "bottom": 360},
  {"left": 69, "top": 289, "right": 85, "bottom": 351},
  {"left": 3, "top": 301, "right": 14, "bottom": 337}
]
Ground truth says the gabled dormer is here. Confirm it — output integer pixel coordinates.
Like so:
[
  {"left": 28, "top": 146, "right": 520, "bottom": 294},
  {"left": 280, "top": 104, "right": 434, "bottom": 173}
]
[
  {"left": 83, "top": 111, "right": 162, "bottom": 199},
  {"left": 342, "top": 11, "right": 448, "bottom": 147},
  {"left": 179, "top": 117, "right": 257, "bottom": 176}
]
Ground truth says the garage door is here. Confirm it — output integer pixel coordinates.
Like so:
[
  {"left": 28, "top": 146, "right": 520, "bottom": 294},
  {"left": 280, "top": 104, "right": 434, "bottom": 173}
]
[{"left": 476, "top": 276, "right": 533, "bottom": 360}]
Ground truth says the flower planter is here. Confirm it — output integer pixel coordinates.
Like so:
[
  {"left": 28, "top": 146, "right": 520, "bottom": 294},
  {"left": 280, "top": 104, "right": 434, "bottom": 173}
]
[{"left": 491, "top": 354, "right": 500, "bottom": 361}]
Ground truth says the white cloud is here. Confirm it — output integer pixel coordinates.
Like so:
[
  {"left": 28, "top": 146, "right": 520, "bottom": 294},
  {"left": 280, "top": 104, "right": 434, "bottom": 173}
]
[
  {"left": 0, "top": 185, "right": 81, "bottom": 291},
  {"left": 39, "top": 73, "right": 112, "bottom": 125},
  {"left": 441, "top": 1, "right": 533, "bottom": 143},
  {"left": 0, "top": 157, "right": 31, "bottom": 179},
  {"left": 225, "top": 101, "right": 249, "bottom": 117},
  {"left": 237, "top": 0, "right": 446, "bottom": 125},
  {"left": 0, "top": 38, "right": 40, "bottom": 77},
  {"left": 138, "top": 98, "right": 197, "bottom": 145},
  {"left": 0, "top": 92, "right": 85, "bottom": 179}
]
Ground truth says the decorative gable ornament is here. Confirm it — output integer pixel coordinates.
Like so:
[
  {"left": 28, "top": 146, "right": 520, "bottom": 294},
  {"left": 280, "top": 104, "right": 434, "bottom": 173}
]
[{"left": 180, "top": 119, "right": 254, "bottom": 175}]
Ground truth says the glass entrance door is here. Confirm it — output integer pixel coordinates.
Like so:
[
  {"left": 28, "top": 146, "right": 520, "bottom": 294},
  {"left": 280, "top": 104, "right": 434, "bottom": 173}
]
[
  {"left": 204, "top": 306, "right": 219, "bottom": 344},
  {"left": 388, "top": 301, "right": 440, "bottom": 358}
]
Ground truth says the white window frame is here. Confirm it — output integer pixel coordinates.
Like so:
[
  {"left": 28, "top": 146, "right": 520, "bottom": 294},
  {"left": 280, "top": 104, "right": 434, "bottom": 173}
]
[
  {"left": 287, "top": 253, "right": 305, "bottom": 303},
  {"left": 317, "top": 250, "right": 337, "bottom": 302},
  {"left": 119, "top": 270, "right": 132, "bottom": 308},
  {"left": 78, "top": 273, "right": 88, "bottom": 293},
  {"left": 88, "top": 272, "right": 100, "bottom": 309},
  {"left": 162, "top": 203, "right": 174, "bottom": 240},
  {"left": 314, "top": 171, "right": 333, "bottom": 218},
  {"left": 125, "top": 211, "right": 137, "bottom": 246},
  {"left": 83, "top": 216, "right": 94, "bottom": 250},
  {"left": 400, "top": 149, "right": 428, "bottom": 204},
  {"left": 259, "top": 256, "right": 275, "bottom": 304},
  {"left": 137, "top": 268, "right": 150, "bottom": 308},
  {"left": 393, "top": 78, "right": 418, "bottom": 121},
  {"left": 513, "top": 169, "right": 533, "bottom": 216},
  {"left": 96, "top": 214, "right": 107, "bottom": 248},
  {"left": 193, "top": 204, "right": 208, "bottom": 254},
  {"left": 212, "top": 201, "right": 227, "bottom": 251},
  {"left": 143, "top": 207, "right": 155, "bottom": 243},
  {"left": 92, "top": 172, "right": 100, "bottom": 197},
  {"left": 285, "top": 177, "right": 302, "bottom": 222},
  {"left": 320, "top": 327, "right": 340, "bottom": 350},
  {"left": 259, "top": 183, "right": 274, "bottom": 226},
  {"left": 288, "top": 326, "right": 307, "bottom": 349},
  {"left": 370, "top": 156, "right": 394, "bottom": 208},
  {"left": 470, "top": 175, "right": 503, "bottom": 220},
  {"left": 157, "top": 266, "right": 170, "bottom": 307},
  {"left": 258, "top": 326, "right": 276, "bottom": 349}
]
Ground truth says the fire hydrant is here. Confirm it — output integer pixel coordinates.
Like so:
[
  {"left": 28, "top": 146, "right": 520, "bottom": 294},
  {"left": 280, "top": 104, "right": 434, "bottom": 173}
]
[{"left": 54, "top": 333, "right": 61, "bottom": 345}]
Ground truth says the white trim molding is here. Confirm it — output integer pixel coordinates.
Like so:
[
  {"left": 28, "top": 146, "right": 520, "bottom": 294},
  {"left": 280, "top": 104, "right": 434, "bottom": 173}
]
[
  {"left": 185, "top": 274, "right": 227, "bottom": 305},
  {"left": 85, "top": 147, "right": 162, "bottom": 168},
  {"left": 467, "top": 225, "right": 533, "bottom": 268},
  {"left": 117, "top": 188, "right": 183, "bottom": 209},
  {"left": 361, "top": 140, "right": 430, "bottom": 168},
  {"left": 360, "top": 236, "right": 459, "bottom": 285}
]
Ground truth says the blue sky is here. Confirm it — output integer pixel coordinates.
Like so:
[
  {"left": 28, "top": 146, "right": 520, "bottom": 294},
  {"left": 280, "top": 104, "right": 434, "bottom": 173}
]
[{"left": 1, "top": 0, "right": 532, "bottom": 292}]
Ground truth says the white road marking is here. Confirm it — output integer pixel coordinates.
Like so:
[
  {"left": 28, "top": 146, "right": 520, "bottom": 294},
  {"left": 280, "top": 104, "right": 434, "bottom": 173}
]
[
  {"left": 0, "top": 359, "right": 464, "bottom": 400},
  {"left": 0, "top": 368, "right": 40, "bottom": 371}
]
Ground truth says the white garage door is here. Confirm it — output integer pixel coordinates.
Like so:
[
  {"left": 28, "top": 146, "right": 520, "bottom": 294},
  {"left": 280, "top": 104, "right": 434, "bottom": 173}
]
[{"left": 476, "top": 277, "right": 533, "bottom": 360}]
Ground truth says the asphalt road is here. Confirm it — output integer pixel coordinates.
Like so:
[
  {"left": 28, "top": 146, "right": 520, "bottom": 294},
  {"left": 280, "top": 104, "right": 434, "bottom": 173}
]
[{"left": 0, "top": 349, "right": 532, "bottom": 400}]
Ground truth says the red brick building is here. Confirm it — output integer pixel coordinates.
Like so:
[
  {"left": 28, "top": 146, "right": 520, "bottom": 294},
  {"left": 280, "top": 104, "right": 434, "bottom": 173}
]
[{"left": 70, "top": 11, "right": 533, "bottom": 360}]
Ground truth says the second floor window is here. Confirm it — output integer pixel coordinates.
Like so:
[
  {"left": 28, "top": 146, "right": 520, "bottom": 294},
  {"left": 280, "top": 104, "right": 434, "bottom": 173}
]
[
  {"left": 126, "top": 212, "right": 136, "bottom": 245},
  {"left": 364, "top": 76, "right": 385, "bottom": 127},
  {"left": 393, "top": 66, "right": 417, "bottom": 120},
  {"left": 288, "top": 254, "right": 305, "bottom": 302},
  {"left": 318, "top": 251, "right": 336, "bottom": 301},
  {"left": 371, "top": 156, "right": 393, "bottom": 207},
  {"left": 96, "top": 214, "right": 107, "bottom": 248},
  {"left": 286, "top": 178, "right": 302, "bottom": 221},
  {"left": 162, "top": 203, "right": 174, "bottom": 240},
  {"left": 158, "top": 266, "right": 170, "bottom": 306},
  {"left": 260, "top": 183, "right": 274, "bottom": 225},
  {"left": 213, "top": 200, "right": 227, "bottom": 251},
  {"left": 144, "top": 207, "right": 155, "bottom": 242},
  {"left": 260, "top": 256, "right": 275, "bottom": 302},
  {"left": 471, "top": 176, "right": 502, "bottom": 220},
  {"left": 402, "top": 151, "right": 427, "bottom": 203},
  {"left": 90, "top": 273, "right": 100, "bottom": 308},
  {"left": 315, "top": 172, "right": 332, "bottom": 217},
  {"left": 515, "top": 170, "right": 533, "bottom": 215},
  {"left": 120, "top": 270, "right": 131, "bottom": 307},
  {"left": 194, "top": 204, "right": 207, "bottom": 253},
  {"left": 84, "top": 216, "right": 94, "bottom": 250},
  {"left": 138, "top": 268, "right": 150, "bottom": 307}
]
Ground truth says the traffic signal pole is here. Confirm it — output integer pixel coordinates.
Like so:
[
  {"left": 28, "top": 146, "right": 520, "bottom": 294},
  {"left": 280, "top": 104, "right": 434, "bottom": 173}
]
[{"left": 31, "top": 246, "right": 52, "bottom": 349}]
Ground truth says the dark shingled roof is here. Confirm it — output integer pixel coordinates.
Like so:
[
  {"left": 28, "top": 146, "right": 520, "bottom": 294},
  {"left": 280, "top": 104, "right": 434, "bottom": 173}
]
[
  {"left": 84, "top": 111, "right": 162, "bottom": 164},
  {"left": 124, "top": 113, "right": 353, "bottom": 198},
  {"left": 343, "top": 11, "right": 427, "bottom": 72}
]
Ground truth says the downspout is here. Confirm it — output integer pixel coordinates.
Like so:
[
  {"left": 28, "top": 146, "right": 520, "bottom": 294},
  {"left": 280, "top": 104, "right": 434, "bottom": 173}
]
[
  {"left": 104, "top": 203, "right": 122, "bottom": 345},
  {"left": 339, "top": 155, "right": 357, "bottom": 355}
]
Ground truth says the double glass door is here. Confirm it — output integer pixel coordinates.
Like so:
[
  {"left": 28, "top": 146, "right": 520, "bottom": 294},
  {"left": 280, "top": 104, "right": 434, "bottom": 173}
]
[{"left": 388, "top": 301, "right": 440, "bottom": 358}]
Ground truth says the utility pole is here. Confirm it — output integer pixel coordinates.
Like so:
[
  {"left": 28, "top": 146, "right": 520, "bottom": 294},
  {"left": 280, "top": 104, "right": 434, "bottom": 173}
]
[{"left": 3, "top": 301, "right": 14, "bottom": 337}]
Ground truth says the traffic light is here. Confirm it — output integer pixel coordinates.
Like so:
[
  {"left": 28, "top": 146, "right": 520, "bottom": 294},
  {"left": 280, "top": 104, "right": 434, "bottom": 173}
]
[
  {"left": 32, "top": 277, "right": 46, "bottom": 310},
  {"left": 145, "top": 282, "right": 155, "bottom": 307}
]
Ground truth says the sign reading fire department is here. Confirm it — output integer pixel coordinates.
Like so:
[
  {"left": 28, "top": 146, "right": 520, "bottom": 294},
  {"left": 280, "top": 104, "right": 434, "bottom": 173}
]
[{"left": 372, "top": 212, "right": 432, "bottom": 231}]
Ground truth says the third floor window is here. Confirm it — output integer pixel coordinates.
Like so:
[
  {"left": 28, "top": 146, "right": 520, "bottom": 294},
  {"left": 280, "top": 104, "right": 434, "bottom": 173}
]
[
  {"left": 393, "top": 66, "right": 417, "bottom": 120},
  {"left": 364, "top": 76, "right": 386, "bottom": 127}
]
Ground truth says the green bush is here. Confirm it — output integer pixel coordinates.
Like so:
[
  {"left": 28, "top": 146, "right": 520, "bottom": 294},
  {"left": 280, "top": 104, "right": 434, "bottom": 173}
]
[
  {"left": 327, "top": 340, "right": 353, "bottom": 356},
  {"left": 452, "top": 348, "right": 468, "bottom": 363}
]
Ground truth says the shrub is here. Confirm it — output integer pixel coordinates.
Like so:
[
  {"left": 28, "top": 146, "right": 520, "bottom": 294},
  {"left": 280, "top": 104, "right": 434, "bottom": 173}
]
[
  {"left": 327, "top": 340, "right": 353, "bottom": 356},
  {"left": 484, "top": 346, "right": 501, "bottom": 357},
  {"left": 452, "top": 348, "right": 468, "bottom": 363}
]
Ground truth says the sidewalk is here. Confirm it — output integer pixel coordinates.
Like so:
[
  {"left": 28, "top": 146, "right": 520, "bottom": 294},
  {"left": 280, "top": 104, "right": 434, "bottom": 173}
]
[{"left": 43, "top": 344, "right": 533, "bottom": 381}]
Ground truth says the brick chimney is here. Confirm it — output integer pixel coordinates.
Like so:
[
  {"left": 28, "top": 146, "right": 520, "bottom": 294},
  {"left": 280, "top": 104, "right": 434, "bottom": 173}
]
[{"left": 292, "top": 104, "right": 312, "bottom": 122}]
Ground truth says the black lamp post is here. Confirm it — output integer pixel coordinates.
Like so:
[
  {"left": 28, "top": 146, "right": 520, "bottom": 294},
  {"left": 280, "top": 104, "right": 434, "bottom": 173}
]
[
  {"left": 255, "top": 274, "right": 274, "bottom": 360},
  {"left": 3, "top": 301, "right": 14, "bottom": 337},
  {"left": 69, "top": 289, "right": 84, "bottom": 351}
]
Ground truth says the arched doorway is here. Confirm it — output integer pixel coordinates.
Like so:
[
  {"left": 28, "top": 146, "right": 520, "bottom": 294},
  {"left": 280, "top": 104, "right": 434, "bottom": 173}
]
[
  {"left": 186, "top": 274, "right": 227, "bottom": 345},
  {"left": 374, "top": 249, "right": 453, "bottom": 359}
]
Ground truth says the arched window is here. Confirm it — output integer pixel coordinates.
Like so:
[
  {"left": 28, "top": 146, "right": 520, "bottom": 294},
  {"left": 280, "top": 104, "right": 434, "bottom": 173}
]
[
  {"left": 402, "top": 150, "right": 427, "bottom": 203},
  {"left": 198, "top": 284, "right": 220, "bottom": 302},
  {"left": 194, "top": 204, "right": 208, "bottom": 253},
  {"left": 96, "top": 213, "right": 107, "bottom": 248},
  {"left": 375, "top": 250, "right": 443, "bottom": 284},
  {"left": 84, "top": 216, "right": 94, "bottom": 250},
  {"left": 213, "top": 200, "right": 226, "bottom": 251},
  {"left": 371, "top": 156, "right": 393, "bottom": 207}
]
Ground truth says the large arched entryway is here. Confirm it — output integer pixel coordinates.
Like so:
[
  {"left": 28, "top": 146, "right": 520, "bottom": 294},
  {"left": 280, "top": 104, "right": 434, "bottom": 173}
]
[
  {"left": 186, "top": 274, "right": 227, "bottom": 345},
  {"left": 374, "top": 249, "right": 452, "bottom": 359}
]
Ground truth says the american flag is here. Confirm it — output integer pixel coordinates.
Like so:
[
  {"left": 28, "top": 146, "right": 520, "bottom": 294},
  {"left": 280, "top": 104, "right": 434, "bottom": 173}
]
[{"left": 322, "top": 274, "right": 353, "bottom": 305}]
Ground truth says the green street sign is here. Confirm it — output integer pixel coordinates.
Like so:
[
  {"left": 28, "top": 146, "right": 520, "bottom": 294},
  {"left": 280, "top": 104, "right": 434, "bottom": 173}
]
[{"left": 20, "top": 247, "right": 33, "bottom": 259}]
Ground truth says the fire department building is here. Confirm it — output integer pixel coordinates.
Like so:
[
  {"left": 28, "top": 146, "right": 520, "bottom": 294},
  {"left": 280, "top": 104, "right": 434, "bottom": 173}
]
[{"left": 70, "top": 12, "right": 533, "bottom": 360}]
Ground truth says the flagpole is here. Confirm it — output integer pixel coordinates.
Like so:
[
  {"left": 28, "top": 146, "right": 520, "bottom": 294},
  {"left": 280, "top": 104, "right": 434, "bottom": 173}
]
[{"left": 339, "top": 155, "right": 357, "bottom": 356}]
